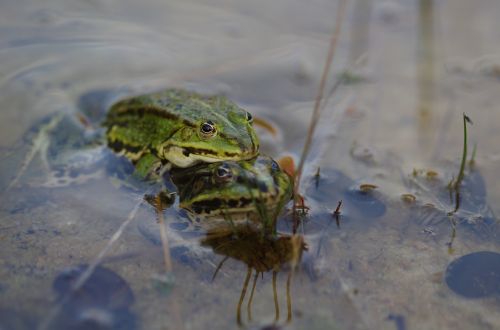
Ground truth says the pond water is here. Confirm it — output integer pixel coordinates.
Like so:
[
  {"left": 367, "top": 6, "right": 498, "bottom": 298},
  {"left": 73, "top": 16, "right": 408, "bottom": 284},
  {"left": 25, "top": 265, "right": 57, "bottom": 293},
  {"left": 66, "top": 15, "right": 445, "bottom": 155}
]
[{"left": 1, "top": 0, "right": 500, "bottom": 329}]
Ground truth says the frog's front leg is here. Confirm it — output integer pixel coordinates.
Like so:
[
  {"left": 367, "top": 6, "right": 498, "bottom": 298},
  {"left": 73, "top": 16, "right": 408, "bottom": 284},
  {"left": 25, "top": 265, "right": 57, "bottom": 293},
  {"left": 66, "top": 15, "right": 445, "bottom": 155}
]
[
  {"left": 133, "top": 153, "right": 166, "bottom": 182},
  {"left": 134, "top": 153, "right": 176, "bottom": 210}
]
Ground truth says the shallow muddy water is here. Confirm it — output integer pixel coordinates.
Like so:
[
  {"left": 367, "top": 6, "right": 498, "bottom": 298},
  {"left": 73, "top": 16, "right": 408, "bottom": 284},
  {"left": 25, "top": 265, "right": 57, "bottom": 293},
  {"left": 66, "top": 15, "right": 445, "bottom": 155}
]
[{"left": 1, "top": 0, "right": 500, "bottom": 329}]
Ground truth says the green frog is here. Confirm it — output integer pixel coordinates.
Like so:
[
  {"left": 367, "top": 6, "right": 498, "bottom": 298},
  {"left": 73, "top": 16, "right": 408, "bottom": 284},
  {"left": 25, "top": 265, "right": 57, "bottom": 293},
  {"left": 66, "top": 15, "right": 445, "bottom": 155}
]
[
  {"left": 105, "top": 88, "right": 259, "bottom": 178},
  {"left": 5, "top": 88, "right": 260, "bottom": 189}
]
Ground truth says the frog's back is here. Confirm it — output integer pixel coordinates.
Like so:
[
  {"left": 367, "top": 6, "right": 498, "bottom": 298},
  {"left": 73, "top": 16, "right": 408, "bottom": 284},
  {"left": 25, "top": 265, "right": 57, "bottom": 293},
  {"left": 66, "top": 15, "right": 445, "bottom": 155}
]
[
  {"left": 105, "top": 89, "right": 186, "bottom": 149},
  {"left": 104, "top": 88, "right": 257, "bottom": 165},
  {"left": 107, "top": 89, "right": 247, "bottom": 124}
]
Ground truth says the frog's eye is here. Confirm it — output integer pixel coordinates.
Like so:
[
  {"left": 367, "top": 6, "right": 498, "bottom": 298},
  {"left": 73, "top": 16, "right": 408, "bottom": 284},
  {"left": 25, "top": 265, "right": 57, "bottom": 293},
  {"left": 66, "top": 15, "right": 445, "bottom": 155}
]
[
  {"left": 215, "top": 164, "right": 232, "bottom": 181},
  {"left": 200, "top": 120, "right": 217, "bottom": 138},
  {"left": 246, "top": 112, "right": 253, "bottom": 123}
]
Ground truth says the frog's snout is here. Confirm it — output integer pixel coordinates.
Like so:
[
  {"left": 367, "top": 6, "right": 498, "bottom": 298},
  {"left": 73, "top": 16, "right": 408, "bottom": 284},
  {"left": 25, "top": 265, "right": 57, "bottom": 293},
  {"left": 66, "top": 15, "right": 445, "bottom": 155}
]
[
  {"left": 246, "top": 126, "right": 259, "bottom": 155},
  {"left": 238, "top": 137, "right": 258, "bottom": 158}
]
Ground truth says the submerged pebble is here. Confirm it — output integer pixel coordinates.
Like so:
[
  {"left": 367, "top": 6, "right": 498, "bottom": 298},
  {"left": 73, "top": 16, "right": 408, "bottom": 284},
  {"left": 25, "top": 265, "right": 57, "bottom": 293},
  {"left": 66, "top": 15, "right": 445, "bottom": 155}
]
[{"left": 445, "top": 251, "right": 500, "bottom": 298}]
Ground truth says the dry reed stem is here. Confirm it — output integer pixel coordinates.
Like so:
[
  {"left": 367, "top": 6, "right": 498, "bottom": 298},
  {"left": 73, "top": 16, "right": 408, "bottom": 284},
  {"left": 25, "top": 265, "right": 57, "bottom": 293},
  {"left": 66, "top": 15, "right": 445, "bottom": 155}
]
[{"left": 293, "top": 0, "right": 349, "bottom": 229}]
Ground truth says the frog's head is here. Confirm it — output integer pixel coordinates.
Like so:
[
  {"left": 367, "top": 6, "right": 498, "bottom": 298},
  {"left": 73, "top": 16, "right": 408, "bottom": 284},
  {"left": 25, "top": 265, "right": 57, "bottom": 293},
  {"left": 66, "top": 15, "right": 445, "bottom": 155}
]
[
  {"left": 171, "top": 156, "right": 292, "bottom": 220},
  {"left": 162, "top": 109, "right": 259, "bottom": 168}
]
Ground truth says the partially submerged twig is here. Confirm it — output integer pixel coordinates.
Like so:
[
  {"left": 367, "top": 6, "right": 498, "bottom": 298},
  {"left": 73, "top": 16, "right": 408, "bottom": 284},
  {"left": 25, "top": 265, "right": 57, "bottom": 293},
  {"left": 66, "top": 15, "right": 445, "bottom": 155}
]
[
  {"left": 314, "top": 167, "right": 321, "bottom": 188},
  {"left": 333, "top": 200, "right": 343, "bottom": 228}
]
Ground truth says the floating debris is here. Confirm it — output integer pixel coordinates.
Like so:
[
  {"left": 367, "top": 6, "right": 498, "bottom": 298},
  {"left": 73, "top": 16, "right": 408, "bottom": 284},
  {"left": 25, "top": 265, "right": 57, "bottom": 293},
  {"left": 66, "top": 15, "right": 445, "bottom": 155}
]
[
  {"left": 277, "top": 155, "right": 295, "bottom": 178},
  {"left": 401, "top": 194, "right": 416, "bottom": 204},
  {"left": 412, "top": 168, "right": 439, "bottom": 180},
  {"left": 359, "top": 183, "right": 378, "bottom": 193},
  {"left": 426, "top": 170, "right": 438, "bottom": 179}
]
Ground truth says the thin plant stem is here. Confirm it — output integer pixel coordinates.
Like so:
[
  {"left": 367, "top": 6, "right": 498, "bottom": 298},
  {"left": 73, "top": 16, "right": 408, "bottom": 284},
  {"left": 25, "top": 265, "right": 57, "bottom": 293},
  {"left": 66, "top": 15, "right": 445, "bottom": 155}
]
[
  {"left": 293, "top": 0, "right": 349, "bottom": 229},
  {"left": 449, "top": 113, "right": 472, "bottom": 213},
  {"left": 453, "top": 114, "right": 472, "bottom": 191}
]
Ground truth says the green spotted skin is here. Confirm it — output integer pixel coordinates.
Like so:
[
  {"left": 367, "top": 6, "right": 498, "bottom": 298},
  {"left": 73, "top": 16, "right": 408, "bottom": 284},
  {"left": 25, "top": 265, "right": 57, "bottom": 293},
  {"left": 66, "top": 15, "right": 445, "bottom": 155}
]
[
  {"left": 171, "top": 155, "right": 293, "bottom": 222},
  {"left": 104, "top": 89, "right": 259, "bottom": 171}
]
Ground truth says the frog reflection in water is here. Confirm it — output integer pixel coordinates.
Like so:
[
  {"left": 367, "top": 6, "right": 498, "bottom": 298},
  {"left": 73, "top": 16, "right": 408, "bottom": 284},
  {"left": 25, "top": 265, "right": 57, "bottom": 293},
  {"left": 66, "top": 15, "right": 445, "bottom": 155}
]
[
  {"left": 170, "top": 155, "right": 293, "bottom": 231},
  {"left": 167, "top": 157, "right": 297, "bottom": 326},
  {"left": 140, "top": 155, "right": 294, "bottom": 244},
  {"left": 137, "top": 154, "right": 296, "bottom": 326},
  {"left": 204, "top": 227, "right": 304, "bottom": 326}
]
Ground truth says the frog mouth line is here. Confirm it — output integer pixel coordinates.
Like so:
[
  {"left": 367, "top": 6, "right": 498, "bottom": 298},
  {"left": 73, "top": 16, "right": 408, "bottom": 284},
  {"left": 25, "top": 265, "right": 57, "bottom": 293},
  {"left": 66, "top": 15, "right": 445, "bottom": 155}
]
[
  {"left": 180, "top": 146, "right": 256, "bottom": 160},
  {"left": 165, "top": 145, "right": 256, "bottom": 167}
]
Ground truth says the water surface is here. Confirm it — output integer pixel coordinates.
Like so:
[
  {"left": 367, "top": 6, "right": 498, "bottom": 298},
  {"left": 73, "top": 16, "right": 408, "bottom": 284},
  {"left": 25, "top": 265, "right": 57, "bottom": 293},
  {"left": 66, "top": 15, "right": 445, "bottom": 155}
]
[{"left": 1, "top": 0, "right": 500, "bottom": 329}]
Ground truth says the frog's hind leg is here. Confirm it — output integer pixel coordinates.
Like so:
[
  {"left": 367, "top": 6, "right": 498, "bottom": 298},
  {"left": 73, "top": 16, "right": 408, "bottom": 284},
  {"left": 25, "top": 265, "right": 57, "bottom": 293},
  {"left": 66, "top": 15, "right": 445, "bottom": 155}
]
[{"left": 5, "top": 113, "right": 64, "bottom": 190}]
